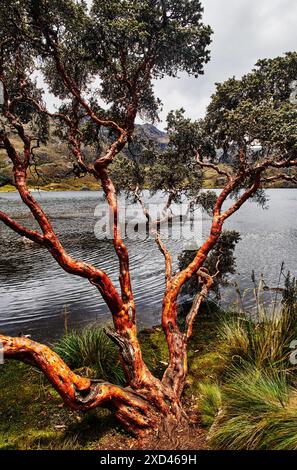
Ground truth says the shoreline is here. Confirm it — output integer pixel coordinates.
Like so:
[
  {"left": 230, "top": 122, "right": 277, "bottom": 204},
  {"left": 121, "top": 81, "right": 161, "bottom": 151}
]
[{"left": 1, "top": 184, "right": 297, "bottom": 193}]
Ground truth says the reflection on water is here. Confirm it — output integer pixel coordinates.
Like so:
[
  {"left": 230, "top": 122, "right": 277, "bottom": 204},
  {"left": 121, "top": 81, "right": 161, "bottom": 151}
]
[{"left": 0, "top": 189, "right": 296, "bottom": 341}]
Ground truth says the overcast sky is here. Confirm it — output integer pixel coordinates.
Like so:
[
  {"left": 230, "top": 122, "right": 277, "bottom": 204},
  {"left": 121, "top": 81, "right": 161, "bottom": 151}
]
[{"left": 43, "top": 0, "right": 297, "bottom": 129}]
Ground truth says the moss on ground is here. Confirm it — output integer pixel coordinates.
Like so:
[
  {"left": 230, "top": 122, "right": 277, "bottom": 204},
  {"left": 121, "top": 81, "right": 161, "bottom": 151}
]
[{"left": 0, "top": 361, "right": 124, "bottom": 449}]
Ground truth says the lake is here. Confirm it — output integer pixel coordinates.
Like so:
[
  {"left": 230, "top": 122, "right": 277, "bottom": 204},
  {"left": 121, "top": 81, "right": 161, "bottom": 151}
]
[{"left": 0, "top": 189, "right": 296, "bottom": 341}]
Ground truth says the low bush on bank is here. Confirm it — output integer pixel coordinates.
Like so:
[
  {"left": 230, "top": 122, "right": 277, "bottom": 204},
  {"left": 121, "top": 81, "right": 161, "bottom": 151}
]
[{"left": 217, "top": 308, "right": 295, "bottom": 371}]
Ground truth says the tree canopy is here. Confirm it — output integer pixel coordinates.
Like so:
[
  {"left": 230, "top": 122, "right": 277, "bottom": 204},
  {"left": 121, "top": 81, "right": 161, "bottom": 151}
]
[{"left": 205, "top": 52, "right": 297, "bottom": 167}]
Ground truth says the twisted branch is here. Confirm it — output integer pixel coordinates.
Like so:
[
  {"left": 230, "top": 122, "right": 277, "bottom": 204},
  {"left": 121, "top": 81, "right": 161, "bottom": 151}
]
[
  {"left": 0, "top": 333, "right": 156, "bottom": 434},
  {"left": 196, "top": 152, "right": 232, "bottom": 181}
]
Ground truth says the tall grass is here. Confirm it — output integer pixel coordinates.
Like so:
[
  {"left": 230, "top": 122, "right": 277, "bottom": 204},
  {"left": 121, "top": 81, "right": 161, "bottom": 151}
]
[
  {"left": 217, "top": 306, "right": 297, "bottom": 372},
  {"left": 209, "top": 365, "right": 297, "bottom": 450},
  {"left": 54, "top": 325, "right": 125, "bottom": 385},
  {"left": 198, "top": 383, "right": 222, "bottom": 428}
]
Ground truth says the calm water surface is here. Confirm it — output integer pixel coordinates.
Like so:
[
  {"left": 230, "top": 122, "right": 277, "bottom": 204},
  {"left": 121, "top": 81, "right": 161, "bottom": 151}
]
[{"left": 0, "top": 189, "right": 296, "bottom": 340}]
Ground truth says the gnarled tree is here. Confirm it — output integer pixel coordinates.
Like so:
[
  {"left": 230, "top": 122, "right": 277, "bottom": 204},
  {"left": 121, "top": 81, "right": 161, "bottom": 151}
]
[{"left": 0, "top": 1, "right": 297, "bottom": 437}]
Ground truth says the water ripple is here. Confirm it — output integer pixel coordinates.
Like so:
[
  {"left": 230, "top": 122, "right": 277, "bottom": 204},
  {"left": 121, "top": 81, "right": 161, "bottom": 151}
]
[{"left": 0, "top": 189, "right": 297, "bottom": 341}]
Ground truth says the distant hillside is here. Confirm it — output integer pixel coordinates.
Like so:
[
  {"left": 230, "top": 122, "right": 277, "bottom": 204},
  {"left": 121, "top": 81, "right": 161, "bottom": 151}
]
[
  {"left": 0, "top": 123, "right": 294, "bottom": 191},
  {"left": 136, "top": 123, "right": 169, "bottom": 149},
  {"left": 0, "top": 123, "right": 169, "bottom": 191}
]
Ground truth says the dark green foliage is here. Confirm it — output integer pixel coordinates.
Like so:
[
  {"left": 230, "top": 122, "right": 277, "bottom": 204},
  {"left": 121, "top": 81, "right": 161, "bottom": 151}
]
[
  {"left": 129, "top": 53, "right": 297, "bottom": 204},
  {"left": 205, "top": 52, "right": 297, "bottom": 164},
  {"left": 0, "top": 0, "right": 212, "bottom": 189},
  {"left": 109, "top": 154, "right": 144, "bottom": 193},
  {"left": 166, "top": 109, "right": 216, "bottom": 161},
  {"left": 198, "top": 382, "right": 222, "bottom": 427},
  {"left": 283, "top": 271, "right": 297, "bottom": 312},
  {"left": 0, "top": 175, "right": 13, "bottom": 187},
  {"left": 116, "top": 108, "right": 214, "bottom": 199},
  {"left": 111, "top": 110, "right": 211, "bottom": 197},
  {"left": 144, "top": 110, "right": 214, "bottom": 198},
  {"left": 194, "top": 191, "right": 218, "bottom": 215},
  {"left": 179, "top": 230, "right": 240, "bottom": 298},
  {"left": 87, "top": 0, "right": 212, "bottom": 120},
  {"left": 147, "top": 150, "right": 203, "bottom": 196},
  {"left": 3, "top": 0, "right": 211, "bottom": 120}
]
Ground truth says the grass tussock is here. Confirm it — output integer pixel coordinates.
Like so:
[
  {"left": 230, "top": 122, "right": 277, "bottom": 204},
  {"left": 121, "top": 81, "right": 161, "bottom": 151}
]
[
  {"left": 209, "top": 365, "right": 297, "bottom": 450},
  {"left": 217, "top": 307, "right": 296, "bottom": 371},
  {"left": 54, "top": 325, "right": 125, "bottom": 385},
  {"left": 198, "top": 383, "right": 222, "bottom": 428}
]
